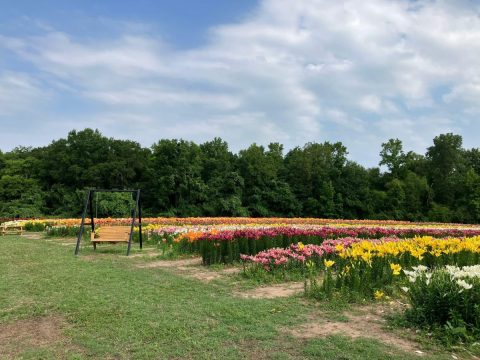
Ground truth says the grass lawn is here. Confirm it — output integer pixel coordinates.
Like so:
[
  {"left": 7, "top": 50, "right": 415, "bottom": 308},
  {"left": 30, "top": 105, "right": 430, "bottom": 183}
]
[{"left": 0, "top": 235, "right": 469, "bottom": 359}]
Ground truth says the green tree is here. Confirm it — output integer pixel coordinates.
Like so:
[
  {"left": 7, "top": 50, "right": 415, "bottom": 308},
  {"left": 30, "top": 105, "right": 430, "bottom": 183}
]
[
  {"left": 0, "top": 175, "right": 44, "bottom": 217},
  {"left": 238, "top": 143, "right": 299, "bottom": 216},
  {"left": 402, "top": 172, "right": 429, "bottom": 221},
  {"left": 200, "top": 138, "right": 247, "bottom": 216},
  {"left": 379, "top": 138, "right": 406, "bottom": 177},
  {"left": 149, "top": 139, "right": 206, "bottom": 216},
  {"left": 284, "top": 142, "right": 347, "bottom": 217},
  {"left": 0, "top": 151, "right": 5, "bottom": 173},
  {"left": 465, "top": 148, "right": 480, "bottom": 174},
  {"left": 426, "top": 133, "right": 465, "bottom": 205},
  {"left": 336, "top": 161, "right": 373, "bottom": 219},
  {"left": 385, "top": 178, "right": 406, "bottom": 220},
  {"left": 37, "top": 129, "right": 149, "bottom": 215},
  {"left": 0, "top": 128, "right": 479, "bottom": 223},
  {"left": 454, "top": 169, "right": 480, "bottom": 223}
]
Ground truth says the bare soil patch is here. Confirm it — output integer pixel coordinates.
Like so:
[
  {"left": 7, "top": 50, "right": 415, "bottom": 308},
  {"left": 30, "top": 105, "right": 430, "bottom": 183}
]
[
  {"left": 128, "top": 250, "right": 162, "bottom": 258},
  {"left": 0, "top": 315, "right": 71, "bottom": 358},
  {"left": 21, "top": 232, "right": 44, "bottom": 240},
  {"left": 287, "top": 303, "right": 425, "bottom": 356},
  {"left": 137, "top": 257, "right": 241, "bottom": 282},
  {"left": 78, "top": 247, "right": 160, "bottom": 261},
  {"left": 236, "top": 282, "right": 304, "bottom": 299},
  {"left": 138, "top": 257, "right": 203, "bottom": 268}
]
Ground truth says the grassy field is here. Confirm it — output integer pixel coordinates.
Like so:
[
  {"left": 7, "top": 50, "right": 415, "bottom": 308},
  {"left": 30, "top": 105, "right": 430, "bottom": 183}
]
[{"left": 0, "top": 235, "right": 471, "bottom": 359}]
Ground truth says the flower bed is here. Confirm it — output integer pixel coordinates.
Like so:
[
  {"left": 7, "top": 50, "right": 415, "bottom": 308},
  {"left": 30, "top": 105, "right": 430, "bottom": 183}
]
[
  {"left": 18, "top": 216, "right": 480, "bottom": 234},
  {"left": 19, "top": 217, "right": 480, "bottom": 228},
  {"left": 402, "top": 265, "right": 480, "bottom": 341},
  {"left": 192, "top": 227, "right": 480, "bottom": 264},
  {"left": 241, "top": 236, "right": 480, "bottom": 301}
]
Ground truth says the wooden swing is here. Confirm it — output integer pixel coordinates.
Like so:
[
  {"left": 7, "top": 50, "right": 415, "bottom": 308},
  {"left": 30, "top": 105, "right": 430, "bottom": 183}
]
[
  {"left": 90, "top": 225, "right": 131, "bottom": 249},
  {"left": 74, "top": 189, "right": 143, "bottom": 256}
]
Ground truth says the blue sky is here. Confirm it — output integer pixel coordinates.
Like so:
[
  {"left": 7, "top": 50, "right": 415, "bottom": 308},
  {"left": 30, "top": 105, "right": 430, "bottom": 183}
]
[
  {"left": 0, "top": 0, "right": 479, "bottom": 167},
  {"left": 0, "top": 0, "right": 257, "bottom": 48}
]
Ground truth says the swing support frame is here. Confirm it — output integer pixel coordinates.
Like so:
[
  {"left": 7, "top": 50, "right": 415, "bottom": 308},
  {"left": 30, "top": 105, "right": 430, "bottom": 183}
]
[{"left": 74, "top": 189, "right": 143, "bottom": 256}]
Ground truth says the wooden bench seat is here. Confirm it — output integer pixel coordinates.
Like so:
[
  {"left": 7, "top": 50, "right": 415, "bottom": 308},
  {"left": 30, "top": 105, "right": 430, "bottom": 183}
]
[
  {"left": 91, "top": 226, "right": 131, "bottom": 249},
  {"left": 0, "top": 224, "right": 24, "bottom": 236}
]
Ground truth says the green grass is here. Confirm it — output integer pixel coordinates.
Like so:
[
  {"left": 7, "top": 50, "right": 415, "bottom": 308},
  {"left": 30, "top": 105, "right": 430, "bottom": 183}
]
[{"left": 0, "top": 235, "right": 466, "bottom": 359}]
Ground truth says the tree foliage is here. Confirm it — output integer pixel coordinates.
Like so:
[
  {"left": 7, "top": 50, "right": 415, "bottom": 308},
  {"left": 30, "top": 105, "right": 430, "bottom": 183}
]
[{"left": 0, "top": 128, "right": 479, "bottom": 223}]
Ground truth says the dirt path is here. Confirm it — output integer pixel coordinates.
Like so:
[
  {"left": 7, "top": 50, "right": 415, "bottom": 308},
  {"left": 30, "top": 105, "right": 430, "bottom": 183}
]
[
  {"left": 0, "top": 315, "right": 80, "bottom": 358},
  {"left": 137, "top": 257, "right": 241, "bottom": 282},
  {"left": 286, "top": 303, "right": 426, "bottom": 356},
  {"left": 138, "top": 258, "right": 306, "bottom": 298},
  {"left": 21, "top": 232, "right": 44, "bottom": 240},
  {"left": 235, "top": 282, "right": 304, "bottom": 299}
]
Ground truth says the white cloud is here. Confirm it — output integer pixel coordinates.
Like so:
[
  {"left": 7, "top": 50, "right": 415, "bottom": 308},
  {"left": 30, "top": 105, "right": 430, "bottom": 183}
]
[
  {"left": 0, "top": 72, "right": 48, "bottom": 116},
  {"left": 1, "top": 0, "right": 480, "bottom": 165},
  {"left": 85, "top": 87, "right": 242, "bottom": 110},
  {"left": 443, "top": 80, "right": 480, "bottom": 111},
  {"left": 359, "top": 95, "right": 382, "bottom": 113}
]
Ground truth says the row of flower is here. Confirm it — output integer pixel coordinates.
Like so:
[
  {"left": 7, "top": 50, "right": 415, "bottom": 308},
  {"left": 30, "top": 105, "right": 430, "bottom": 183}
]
[
  {"left": 181, "top": 227, "right": 480, "bottom": 264},
  {"left": 16, "top": 217, "right": 480, "bottom": 230},
  {"left": 240, "top": 236, "right": 480, "bottom": 340},
  {"left": 36, "top": 219, "right": 480, "bottom": 266},
  {"left": 241, "top": 236, "right": 480, "bottom": 273}
]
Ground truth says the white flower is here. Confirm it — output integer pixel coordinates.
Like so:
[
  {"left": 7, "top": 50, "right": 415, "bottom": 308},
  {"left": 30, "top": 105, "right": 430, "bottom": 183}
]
[
  {"left": 403, "top": 269, "right": 418, "bottom": 283},
  {"left": 412, "top": 265, "right": 428, "bottom": 273},
  {"left": 405, "top": 265, "right": 478, "bottom": 290},
  {"left": 446, "top": 265, "right": 480, "bottom": 279},
  {"left": 403, "top": 270, "right": 415, "bottom": 277},
  {"left": 401, "top": 286, "right": 409, "bottom": 293},
  {"left": 456, "top": 279, "right": 473, "bottom": 290}
]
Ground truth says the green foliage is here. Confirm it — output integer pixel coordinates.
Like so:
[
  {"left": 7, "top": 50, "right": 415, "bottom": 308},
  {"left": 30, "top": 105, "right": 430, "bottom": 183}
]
[
  {"left": 379, "top": 138, "right": 406, "bottom": 177},
  {"left": 93, "top": 192, "right": 136, "bottom": 217},
  {"left": 305, "top": 258, "right": 400, "bottom": 302},
  {"left": 426, "top": 133, "right": 465, "bottom": 206},
  {"left": 284, "top": 142, "right": 347, "bottom": 217},
  {"left": 1, "top": 128, "right": 480, "bottom": 223},
  {"left": 199, "top": 138, "right": 248, "bottom": 216},
  {"left": 148, "top": 139, "right": 206, "bottom": 216},
  {"left": 403, "top": 267, "right": 480, "bottom": 344},
  {"left": 238, "top": 143, "right": 300, "bottom": 216},
  {"left": 145, "top": 231, "right": 196, "bottom": 258},
  {"left": 38, "top": 129, "right": 149, "bottom": 215},
  {"left": 46, "top": 225, "right": 87, "bottom": 238},
  {"left": 428, "top": 203, "right": 453, "bottom": 223},
  {"left": 0, "top": 175, "right": 44, "bottom": 217},
  {"left": 24, "top": 221, "right": 46, "bottom": 231}
]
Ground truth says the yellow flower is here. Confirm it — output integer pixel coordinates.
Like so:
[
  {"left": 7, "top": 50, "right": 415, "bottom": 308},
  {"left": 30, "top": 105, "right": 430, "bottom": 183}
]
[
  {"left": 298, "top": 242, "right": 305, "bottom": 250},
  {"left": 374, "top": 290, "right": 385, "bottom": 300},
  {"left": 335, "top": 244, "right": 344, "bottom": 252},
  {"left": 324, "top": 259, "right": 335, "bottom": 268},
  {"left": 390, "top": 263, "right": 402, "bottom": 276},
  {"left": 361, "top": 251, "right": 372, "bottom": 263}
]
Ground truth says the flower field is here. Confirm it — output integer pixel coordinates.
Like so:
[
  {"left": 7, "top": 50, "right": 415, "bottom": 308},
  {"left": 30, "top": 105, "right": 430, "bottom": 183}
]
[
  {"left": 17, "top": 216, "right": 480, "bottom": 229},
  {"left": 7, "top": 216, "right": 480, "bottom": 342},
  {"left": 19, "top": 217, "right": 480, "bottom": 264}
]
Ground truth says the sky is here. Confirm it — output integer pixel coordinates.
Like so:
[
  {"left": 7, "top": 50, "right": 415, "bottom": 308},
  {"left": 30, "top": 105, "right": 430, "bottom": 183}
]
[{"left": 0, "top": 0, "right": 479, "bottom": 167}]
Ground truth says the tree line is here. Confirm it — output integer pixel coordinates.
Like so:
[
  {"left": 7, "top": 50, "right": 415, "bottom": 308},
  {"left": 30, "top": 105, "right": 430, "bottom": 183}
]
[{"left": 0, "top": 128, "right": 479, "bottom": 223}]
